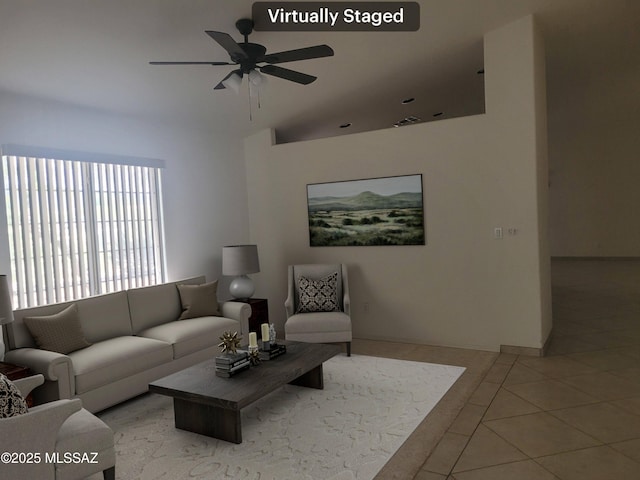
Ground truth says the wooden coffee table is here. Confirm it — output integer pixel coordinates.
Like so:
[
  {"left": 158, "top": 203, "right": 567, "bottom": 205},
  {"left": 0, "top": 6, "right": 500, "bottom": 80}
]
[{"left": 149, "top": 340, "right": 341, "bottom": 443}]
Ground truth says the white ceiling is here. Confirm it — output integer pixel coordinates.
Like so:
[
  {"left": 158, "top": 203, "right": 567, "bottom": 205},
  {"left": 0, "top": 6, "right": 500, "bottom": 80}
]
[{"left": 0, "top": 0, "right": 638, "bottom": 143}]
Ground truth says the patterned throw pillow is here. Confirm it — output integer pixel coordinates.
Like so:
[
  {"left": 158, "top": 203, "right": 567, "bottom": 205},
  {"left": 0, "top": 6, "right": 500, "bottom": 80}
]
[
  {"left": 296, "top": 272, "right": 339, "bottom": 313},
  {"left": 0, "top": 373, "right": 28, "bottom": 418},
  {"left": 24, "top": 304, "right": 92, "bottom": 354}
]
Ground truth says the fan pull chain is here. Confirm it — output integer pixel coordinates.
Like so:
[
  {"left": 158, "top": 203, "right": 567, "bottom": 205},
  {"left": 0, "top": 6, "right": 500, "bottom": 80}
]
[
  {"left": 248, "top": 80, "right": 253, "bottom": 121},
  {"left": 246, "top": 75, "right": 263, "bottom": 121}
]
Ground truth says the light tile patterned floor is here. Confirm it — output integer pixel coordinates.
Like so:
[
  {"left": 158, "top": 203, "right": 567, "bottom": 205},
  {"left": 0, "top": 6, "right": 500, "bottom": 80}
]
[{"left": 367, "top": 259, "right": 640, "bottom": 479}]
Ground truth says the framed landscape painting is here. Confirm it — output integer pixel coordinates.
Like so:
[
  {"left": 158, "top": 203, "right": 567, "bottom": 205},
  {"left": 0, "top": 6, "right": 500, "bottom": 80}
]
[{"left": 307, "top": 174, "right": 425, "bottom": 247}]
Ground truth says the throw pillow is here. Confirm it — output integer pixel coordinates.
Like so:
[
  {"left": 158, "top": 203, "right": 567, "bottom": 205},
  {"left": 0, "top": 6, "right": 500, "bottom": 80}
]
[
  {"left": 296, "top": 272, "right": 340, "bottom": 313},
  {"left": 23, "top": 304, "right": 92, "bottom": 354},
  {"left": 0, "top": 373, "right": 28, "bottom": 418},
  {"left": 177, "top": 280, "right": 220, "bottom": 320}
]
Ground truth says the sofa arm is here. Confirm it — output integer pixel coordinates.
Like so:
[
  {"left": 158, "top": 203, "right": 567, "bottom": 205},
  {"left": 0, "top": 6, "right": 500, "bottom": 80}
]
[
  {"left": 4, "top": 348, "right": 75, "bottom": 400},
  {"left": 13, "top": 374, "right": 45, "bottom": 398},
  {"left": 220, "top": 301, "right": 251, "bottom": 335}
]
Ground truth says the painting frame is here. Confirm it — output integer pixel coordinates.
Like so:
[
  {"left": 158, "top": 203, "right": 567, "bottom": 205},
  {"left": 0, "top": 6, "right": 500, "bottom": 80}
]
[{"left": 307, "top": 174, "right": 425, "bottom": 247}]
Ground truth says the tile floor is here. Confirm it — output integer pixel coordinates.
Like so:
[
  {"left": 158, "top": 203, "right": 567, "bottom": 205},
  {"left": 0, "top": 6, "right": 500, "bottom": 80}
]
[{"left": 365, "top": 259, "right": 640, "bottom": 479}]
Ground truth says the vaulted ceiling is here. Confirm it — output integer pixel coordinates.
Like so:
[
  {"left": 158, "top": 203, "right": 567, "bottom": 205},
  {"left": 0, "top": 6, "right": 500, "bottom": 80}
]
[{"left": 0, "top": 1, "right": 638, "bottom": 144}]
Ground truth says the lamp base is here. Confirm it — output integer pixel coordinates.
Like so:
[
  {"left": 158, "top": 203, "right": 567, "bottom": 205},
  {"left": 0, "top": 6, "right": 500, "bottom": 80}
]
[{"left": 229, "top": 275, "right": 255, "bottom": 300}]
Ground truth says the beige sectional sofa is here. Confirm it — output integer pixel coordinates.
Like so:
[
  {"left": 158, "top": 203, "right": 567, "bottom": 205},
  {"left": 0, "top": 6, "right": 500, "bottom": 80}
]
[{"left": 3, "top": 276, "right": 250, "bottom": 413}]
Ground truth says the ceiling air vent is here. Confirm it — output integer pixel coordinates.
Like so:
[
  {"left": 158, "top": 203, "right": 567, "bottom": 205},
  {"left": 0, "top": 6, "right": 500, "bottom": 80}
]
[{"left": 393, "top": 115, "right": 422, "bottom": 128}]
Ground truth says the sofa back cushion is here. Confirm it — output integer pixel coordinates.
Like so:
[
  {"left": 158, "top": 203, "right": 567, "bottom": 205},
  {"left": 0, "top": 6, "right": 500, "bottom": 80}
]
[
  {"left": 8, "top": 291, "right": 132, "bottom": 349},
  {"left": 128, "top": 276, "right": 206, "bottom": 334},
  {"left": 75, "top": 291, "right": 133, "bottom": 343}
]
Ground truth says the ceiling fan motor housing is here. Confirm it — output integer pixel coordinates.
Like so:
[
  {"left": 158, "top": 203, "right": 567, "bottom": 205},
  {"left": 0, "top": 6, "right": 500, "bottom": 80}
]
[
  {"left": 233, "top": 19, "right": 263, "bottom": 74},
  {"left": 237, "top": 43, "right": 267, "bottom": 74}
]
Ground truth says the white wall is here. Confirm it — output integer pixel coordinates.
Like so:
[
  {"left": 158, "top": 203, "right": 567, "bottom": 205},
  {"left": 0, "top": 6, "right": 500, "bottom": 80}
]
[
  {"left": 0, "top": 91, "right": 250, "bottom": 295},
  {"left": 548, "top": 112, "right": 640, "bottom": 256},
  {"left": 245, "top": 16, "right": 551, "bottom": 352}
]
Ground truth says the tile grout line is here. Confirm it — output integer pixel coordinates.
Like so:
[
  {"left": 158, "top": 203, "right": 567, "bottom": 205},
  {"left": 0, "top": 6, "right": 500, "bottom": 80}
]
[
  {"left": 419, "top": 353, "right": 520, "bottom": 478},
  {"left": 454, "top": 357, "right": 587, "bottom": 480},
  {"left": 440, "top": 351, "right": 640, "bottom": 480}
]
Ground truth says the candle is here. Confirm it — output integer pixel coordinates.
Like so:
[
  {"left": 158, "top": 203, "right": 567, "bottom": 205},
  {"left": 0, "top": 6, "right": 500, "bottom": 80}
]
[
  {"left": 249, "top": 332, "right": 257, "bottom": 348},
  {"left": 261, "top": 323, "right": 270, "bottom": 342}
]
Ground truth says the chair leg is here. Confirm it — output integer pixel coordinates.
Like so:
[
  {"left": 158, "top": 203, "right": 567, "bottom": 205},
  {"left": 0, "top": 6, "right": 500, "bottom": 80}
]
[
  {"left": 103, "top": 466, "right": 115, "bottom": 480},
  {"left": 346, "top": 341, "right": 351, "bottom": 357}
]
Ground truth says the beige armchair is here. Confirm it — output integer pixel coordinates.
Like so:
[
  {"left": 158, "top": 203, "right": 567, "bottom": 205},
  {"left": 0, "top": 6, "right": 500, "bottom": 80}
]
[
  {"left": 284, "top": 264, "right": 352, "bottom": 356},
  {"left": 0, "top": 374, "right": 115, "bottom": 480}
]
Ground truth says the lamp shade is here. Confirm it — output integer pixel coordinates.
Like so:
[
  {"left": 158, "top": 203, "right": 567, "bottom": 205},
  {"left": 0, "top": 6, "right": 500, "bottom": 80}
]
[
  {"left": 222, "top": 245, "right": 260, "bottom": 276},
  {"left": 0, "top": 275, "right": 14, "bottom": 326}
]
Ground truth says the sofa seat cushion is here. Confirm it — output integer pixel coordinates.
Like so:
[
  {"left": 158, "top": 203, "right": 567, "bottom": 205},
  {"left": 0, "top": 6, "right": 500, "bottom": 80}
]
[
  {"left": 69, "top": 336, "right": 173, "bottom": 394},
  {"left": 139, "top": 316, "right": 239, "bottom": 359},
  {"left": 285, "top": 312, "right": 352, "bottom": 344}
]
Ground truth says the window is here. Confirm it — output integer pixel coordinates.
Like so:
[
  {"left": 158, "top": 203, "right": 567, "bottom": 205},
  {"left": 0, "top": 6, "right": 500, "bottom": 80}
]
[{"left": 1, "top": 145, "right": 166, "bottom": 308}]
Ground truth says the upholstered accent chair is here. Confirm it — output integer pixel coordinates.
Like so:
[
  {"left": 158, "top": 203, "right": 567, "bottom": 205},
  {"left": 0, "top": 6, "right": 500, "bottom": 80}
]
[
  {"left": 0, "top": 374, "right": 115, "bottom": 480},
  {"left": 284, "top": 264, "right": 352, "bottom": 356}
]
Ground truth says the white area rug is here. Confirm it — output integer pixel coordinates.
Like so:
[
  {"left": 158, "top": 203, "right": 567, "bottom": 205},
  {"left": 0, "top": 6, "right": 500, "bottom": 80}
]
[{"left": 97, "top": 355, "right": 465, "bottom": 480}]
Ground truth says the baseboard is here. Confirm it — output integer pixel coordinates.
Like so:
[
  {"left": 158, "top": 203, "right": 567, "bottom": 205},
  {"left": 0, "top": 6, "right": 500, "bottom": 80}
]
[
  {"left": 354, "top": 334, "right": 500, "bottom": 353},
  {"left": 500, "top": 330, "right": 554, "bottom": 357},
  {"left": 500, "top": 344, "right": 544, "bottom": 357},
  {"left": 541, "top": 328, "right": 553, "bottom": 356},
  {"left": 552, "top": 256, "right": 640, "bottom": 261}
]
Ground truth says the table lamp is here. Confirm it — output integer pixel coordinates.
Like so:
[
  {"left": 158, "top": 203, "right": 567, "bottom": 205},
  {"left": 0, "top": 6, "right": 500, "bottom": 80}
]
[{"left": 222, "top": 245, "right": 260, "bottom": 300}]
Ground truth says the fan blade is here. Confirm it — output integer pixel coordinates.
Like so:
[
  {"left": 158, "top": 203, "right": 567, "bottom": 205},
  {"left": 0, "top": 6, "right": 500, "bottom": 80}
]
[
  {"left": 205, "top": 31, "right": 248, "bottom": 62},
  {"left": 259, "top": 65, "right": 317, "bottom": 85},
  {"left": 150, "top": 61, "right": 231, "bottom": 65},
  {"left": 214, "top": 69, "right": 243, "bottom": 90},
  {"left": 260, "top": 45, "right": 334, "bottom": 64}
]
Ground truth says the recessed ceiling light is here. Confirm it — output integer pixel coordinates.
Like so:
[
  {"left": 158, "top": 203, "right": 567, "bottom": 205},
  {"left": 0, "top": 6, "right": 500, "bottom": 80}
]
[
  {"left": 339, "top": 123, "right": 352, "bottom": 129},
  {"left": 433, "top": 112, "right": 444, "bottom": 117},
  {"left": 401, "top": 97, "right": 415, "bottom": 104}
]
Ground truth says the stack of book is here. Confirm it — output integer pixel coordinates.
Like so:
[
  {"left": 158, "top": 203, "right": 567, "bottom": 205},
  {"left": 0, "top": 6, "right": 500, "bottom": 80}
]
[
  {"left": 215, "top": 350, "right": 250, "bottom": 377},
  {"left": 259, "top": 342, "right": 287, "bottom": 361}
]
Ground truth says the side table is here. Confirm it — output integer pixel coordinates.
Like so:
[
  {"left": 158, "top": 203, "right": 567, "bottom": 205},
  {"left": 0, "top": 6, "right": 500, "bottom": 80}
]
[
  {"left": 0, "top": 361, "right": 34, "bottom": 406},
  {"left": 233, "top": 298, "right": 269, "bottom": 333}
]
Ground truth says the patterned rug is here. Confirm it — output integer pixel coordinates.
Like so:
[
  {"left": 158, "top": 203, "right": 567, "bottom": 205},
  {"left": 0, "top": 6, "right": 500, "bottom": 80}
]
[{"left": 96, "top": 355, "right": 465, "bottom": 480}]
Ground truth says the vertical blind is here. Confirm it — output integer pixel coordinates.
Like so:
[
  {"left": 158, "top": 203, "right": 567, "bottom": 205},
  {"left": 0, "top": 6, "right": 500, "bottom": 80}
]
[{"left": 1, "top": 146, "right": 166, "bottom": 308}]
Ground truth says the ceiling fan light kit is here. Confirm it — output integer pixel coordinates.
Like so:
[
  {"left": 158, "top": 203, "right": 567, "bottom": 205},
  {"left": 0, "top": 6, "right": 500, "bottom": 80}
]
[
  {"left": 249, "top": 70, "right": 264, "bottom": 86},
  {"left": 221, "top": 72, "right": 243, "bottom": 93},
  {"left": 150, "top": 18, "right": 333, "bottom": 96}
]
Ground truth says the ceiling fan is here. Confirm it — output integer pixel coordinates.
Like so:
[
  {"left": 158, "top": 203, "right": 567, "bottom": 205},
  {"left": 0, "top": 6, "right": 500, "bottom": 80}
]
[{"left": 150, "top": 18, "right": 334, "bottom": 91}]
